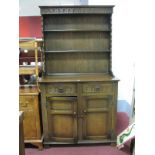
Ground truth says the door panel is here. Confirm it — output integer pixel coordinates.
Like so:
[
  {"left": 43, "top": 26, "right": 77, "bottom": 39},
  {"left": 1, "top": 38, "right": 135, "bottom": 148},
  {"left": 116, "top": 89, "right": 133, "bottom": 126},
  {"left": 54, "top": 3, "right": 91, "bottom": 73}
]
[
  {"left": 86, "top": 113, "right": 108, "bottom": 137},
  {"left": 82, "top": 96, "right": 112, "bottom": 140},
  {"left": 19, "top": 96, "right": 38, "bottom": 139},
  {"left": 52, "top": 115, "right": 74, "bottom": 137},
  {"left": 23, "top": 113, "right": 37, "bottom": 139},
  {"left": 47, "top": 97, "right": 77, "bottom": 143}
]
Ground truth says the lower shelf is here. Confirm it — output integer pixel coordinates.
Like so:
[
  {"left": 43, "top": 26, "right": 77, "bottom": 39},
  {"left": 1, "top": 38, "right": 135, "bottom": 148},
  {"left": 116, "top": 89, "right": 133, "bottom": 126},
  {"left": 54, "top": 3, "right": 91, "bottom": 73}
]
[{"left": 43, "top": 139, "right": 116, "bottom": 145}]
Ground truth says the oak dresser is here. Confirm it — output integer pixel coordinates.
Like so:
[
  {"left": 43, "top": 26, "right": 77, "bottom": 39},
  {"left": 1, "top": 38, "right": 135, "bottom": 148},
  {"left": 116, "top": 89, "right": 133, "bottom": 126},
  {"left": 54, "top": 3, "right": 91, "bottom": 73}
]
[{"left": 39, "top": 5, "right": 119, "bottom": 145}]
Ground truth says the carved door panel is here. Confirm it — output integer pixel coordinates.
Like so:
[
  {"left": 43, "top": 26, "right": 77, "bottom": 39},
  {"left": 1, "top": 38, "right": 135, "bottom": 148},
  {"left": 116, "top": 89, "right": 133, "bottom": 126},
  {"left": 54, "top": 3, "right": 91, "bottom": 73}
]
[
  {"left": 46, "top": 97, "right": 77, "bottom": 143},
  {"left": 82, "top": 95, "right": 113, "bottom": 141}
]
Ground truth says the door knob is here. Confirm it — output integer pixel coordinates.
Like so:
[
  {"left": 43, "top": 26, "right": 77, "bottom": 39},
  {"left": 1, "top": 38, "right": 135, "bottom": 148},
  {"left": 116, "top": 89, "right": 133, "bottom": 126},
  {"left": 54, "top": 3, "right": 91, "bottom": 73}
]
[{"left": 73, "top": 111, "right": 77, "bottom": 115}]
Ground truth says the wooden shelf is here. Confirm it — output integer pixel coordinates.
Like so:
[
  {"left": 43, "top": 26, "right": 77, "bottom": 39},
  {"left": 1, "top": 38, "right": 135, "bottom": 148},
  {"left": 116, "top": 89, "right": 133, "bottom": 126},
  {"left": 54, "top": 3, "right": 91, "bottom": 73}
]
[
  {"left": 45, "top": 49, "right": 111, "bottom": 53},
  {"left": 43, "top": 29, "right": 111, "bottom": 32},
  {"left": 19, "top": 41, "right": 36, "bottom": 50},
  {"left": 19, "top": 38, "right": 43, "bottom": 77},
  {"left": 19, "top": 38, "right": 43, "bottom": 49},
  {"left": 39, "top": 74, "right": 119, "bottom": 83},
  {"left": 19, "top": 66, "right": 36, "bottom": 75},
  {"left": 19, "top": 66, "right": 42, "bottom": 75}
]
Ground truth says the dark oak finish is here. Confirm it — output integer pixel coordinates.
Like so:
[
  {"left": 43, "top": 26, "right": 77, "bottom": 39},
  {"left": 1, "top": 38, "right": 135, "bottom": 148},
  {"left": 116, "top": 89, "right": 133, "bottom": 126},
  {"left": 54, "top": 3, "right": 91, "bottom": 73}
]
[
  {"left": 82, "top": 95, "right": 112, "bottom": 140},
  {"left": 39, "top": 5, "right": 119, "bottom": 145},
  {"left": 46, "top": 97, "right": 77, "bottom": 143},
  {"left": 45, "top": 52, "right": 110, "bottom": 74},
  {"left": 44, "top": 32, "right": 110, "bottom": 51},
  {"left": 43, "top": 14, "right": 111, "bottom": 31}
]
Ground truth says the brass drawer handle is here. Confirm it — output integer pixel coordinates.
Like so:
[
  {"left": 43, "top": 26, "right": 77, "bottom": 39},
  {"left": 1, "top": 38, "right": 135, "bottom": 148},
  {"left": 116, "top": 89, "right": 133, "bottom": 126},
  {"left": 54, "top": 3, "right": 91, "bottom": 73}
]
[
  {"left": 95, "top": 85, "right": 101, "bottom": 91},
  {"left": 58, "top": 88, "right": 64, "bottom": 93}
]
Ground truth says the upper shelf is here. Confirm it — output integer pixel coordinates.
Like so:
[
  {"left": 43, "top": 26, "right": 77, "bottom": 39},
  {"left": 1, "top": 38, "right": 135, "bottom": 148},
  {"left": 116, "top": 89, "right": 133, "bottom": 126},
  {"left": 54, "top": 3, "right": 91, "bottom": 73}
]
[
  {"left": 43, "top": 14, "right": 111, "bottom": 33},
  {"left": 43, "top": 28, "right": 111, "bottom": 32},
  {"left": 45, "top": 49, "right": 111, "bottom": 53}
]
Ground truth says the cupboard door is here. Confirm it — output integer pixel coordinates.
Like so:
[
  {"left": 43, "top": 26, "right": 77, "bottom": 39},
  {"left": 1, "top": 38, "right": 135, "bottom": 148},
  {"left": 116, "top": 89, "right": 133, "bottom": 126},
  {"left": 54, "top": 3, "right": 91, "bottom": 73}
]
[
  {"left": 19, "top": 95, "right": 39, "bottom": 139},
  {"left": 46, "top": 97, "right": 77, "bottom": 143},
  {"left": 82, "top": 95, "right": 112, "bottom": 141}
]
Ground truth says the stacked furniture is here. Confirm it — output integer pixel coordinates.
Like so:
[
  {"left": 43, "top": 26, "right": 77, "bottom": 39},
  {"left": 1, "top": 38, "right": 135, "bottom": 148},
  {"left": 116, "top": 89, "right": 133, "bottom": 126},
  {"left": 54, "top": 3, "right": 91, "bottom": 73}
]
[
  {"left": 19, "top": 38, "right": 43, "bottom": 150},
  {"left": 39, "top": 5, "right": 119, "bottom": 145}
]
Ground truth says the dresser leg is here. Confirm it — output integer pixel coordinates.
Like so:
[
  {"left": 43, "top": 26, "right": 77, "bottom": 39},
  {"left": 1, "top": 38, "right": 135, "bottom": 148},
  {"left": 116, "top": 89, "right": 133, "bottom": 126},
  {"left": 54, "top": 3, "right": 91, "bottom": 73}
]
[{"left": 32, "top": 142, "right": 43, "bottom": 150}]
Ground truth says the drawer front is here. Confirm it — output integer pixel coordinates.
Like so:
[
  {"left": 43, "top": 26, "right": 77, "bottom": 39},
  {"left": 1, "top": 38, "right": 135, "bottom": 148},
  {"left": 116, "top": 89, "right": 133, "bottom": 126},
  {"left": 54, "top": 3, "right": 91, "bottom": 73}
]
[
  {"left": 46, "top": 83, "right": 77, "bottom": 96},
  {"left": 82, "top": 82, "right": 113, "bottom": 95},
  {"left": 19, "top": 96, "right": 35, "bottom": 111}
]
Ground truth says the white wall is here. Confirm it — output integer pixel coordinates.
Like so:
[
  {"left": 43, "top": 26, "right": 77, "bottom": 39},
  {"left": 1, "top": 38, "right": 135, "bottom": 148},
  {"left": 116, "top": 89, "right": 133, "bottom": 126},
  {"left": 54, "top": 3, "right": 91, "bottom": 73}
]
[
  {"left": 89, "top": 0, "right": 135, "bottom": 105},
  {"left": 112, "top": 1, "right": 135, "bottom": 104}
]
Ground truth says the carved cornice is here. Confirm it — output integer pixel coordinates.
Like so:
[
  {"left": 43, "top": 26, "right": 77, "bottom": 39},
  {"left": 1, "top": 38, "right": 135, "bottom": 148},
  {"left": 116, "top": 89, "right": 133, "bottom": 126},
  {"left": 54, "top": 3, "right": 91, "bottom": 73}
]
[{"left": 39, "top": 6, "right": 114, "bottom": 15}]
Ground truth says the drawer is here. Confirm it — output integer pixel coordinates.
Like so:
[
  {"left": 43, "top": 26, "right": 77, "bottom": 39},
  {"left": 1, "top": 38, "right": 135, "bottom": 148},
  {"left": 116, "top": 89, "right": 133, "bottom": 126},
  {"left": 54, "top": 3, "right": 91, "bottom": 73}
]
[
  {"left": 46, "top": 83, "right": 77, "bottom": 96},
  {"left": 82, "top": 82, "right": 113, "bottom": 95},
  {"left": 19, "top": 96, "right": 35, "bottom": 111}
]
